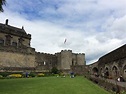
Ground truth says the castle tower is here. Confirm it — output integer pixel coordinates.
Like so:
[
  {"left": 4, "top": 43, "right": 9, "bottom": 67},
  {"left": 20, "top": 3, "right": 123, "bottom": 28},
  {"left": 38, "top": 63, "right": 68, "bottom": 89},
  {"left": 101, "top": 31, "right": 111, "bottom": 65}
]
[
  {"left": 77, "top": 53, "right": 86, "bottom": 65},
  {"left": 60, "top": 50, "right": 72, "bottom": 70}
]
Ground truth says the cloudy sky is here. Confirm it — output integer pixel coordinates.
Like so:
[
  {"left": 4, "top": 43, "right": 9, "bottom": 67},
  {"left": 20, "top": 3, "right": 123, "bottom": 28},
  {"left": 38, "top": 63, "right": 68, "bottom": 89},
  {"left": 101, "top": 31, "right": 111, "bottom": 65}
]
[{"left": 0, "top": 0, "right": 126, "bottom": 64}]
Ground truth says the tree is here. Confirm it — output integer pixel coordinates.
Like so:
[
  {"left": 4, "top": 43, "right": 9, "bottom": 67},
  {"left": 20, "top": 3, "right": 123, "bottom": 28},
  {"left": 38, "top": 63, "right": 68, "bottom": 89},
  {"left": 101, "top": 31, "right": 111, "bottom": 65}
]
[{"left": 0, "top": 0, "right": 6, "bottom": 12}]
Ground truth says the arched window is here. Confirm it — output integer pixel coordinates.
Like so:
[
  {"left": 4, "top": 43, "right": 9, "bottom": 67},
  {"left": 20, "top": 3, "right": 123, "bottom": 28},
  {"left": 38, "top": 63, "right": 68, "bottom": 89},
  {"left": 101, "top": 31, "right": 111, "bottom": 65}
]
[
  {"left": 92, "top": 67, "right": 98, "bottom": 77},
  {"left": 112, "top": 66, "right": 118, "bottom": 77},
  {"left": 123, "top": 65, "right": 126, "bottom": 75}
]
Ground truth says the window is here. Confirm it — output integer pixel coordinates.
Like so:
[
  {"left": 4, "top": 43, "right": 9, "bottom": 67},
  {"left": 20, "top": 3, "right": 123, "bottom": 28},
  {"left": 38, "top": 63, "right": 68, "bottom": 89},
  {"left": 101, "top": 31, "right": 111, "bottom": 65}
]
[
  {"left": 0, "top": 39, "right": 4, "bottom": 45},
  {"left": 12, "top": 42, "right": 17, "bottom": 47}
]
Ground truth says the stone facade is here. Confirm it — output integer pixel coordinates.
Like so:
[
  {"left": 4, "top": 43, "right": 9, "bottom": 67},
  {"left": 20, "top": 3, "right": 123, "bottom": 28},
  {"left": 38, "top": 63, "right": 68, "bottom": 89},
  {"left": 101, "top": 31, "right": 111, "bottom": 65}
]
[
  {"left": 35, "top": 50, "right": 86, "bottom": 72},
  {"left": 89, "top": 44, "right": 126, "bottom": 80},
  {"left": 0, "top": 20, "right": 86, "bottom": 73}
]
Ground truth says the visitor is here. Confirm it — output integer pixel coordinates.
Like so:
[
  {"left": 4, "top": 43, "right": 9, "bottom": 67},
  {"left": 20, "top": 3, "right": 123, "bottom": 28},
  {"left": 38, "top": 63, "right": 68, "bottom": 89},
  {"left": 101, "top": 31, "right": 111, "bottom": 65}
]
[
  {"left": 26, "top": 72, "right": 28, "bottom": 78},
  {"left": 117, "top": 77, "right": 120, "bottom": 82},
  {"left": 120, "top": 76, "right": 125, "bottom": 82},
  {"left": 70, "top": 72, "right": 74, "bottom": 78}
]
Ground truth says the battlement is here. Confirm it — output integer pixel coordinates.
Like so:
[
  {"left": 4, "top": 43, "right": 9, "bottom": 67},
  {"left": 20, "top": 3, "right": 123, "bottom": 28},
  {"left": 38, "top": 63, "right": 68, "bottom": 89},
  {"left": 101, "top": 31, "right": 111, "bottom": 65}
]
[
  {"left": 76, "top": 53, "right": 85, "bottom": 55},
  {"left": 36, "top": 52, "right": 55, "bottom": 56},
  {"left": 61, "top": 49, "right": 72, "bottom": 52}
]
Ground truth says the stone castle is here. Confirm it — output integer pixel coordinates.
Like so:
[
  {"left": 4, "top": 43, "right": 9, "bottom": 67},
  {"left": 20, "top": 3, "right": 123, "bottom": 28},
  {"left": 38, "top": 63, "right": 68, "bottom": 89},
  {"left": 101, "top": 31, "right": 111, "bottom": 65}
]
[
  {"left": 0, "top": 19, "right": 85, "bottom": 73},
  {"left": 0, "top": 19, "right": 126, "bottom": 81}
]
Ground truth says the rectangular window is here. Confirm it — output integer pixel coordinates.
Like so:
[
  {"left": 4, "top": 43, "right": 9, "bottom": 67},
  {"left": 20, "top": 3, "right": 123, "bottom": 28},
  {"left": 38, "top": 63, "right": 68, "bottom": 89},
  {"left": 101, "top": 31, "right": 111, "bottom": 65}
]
[
  {"left": 0, "top": 39, "right": 4, "bottom": 45},
  {"left": 12, "top": 42, "right": 17, "bottom": 47}
]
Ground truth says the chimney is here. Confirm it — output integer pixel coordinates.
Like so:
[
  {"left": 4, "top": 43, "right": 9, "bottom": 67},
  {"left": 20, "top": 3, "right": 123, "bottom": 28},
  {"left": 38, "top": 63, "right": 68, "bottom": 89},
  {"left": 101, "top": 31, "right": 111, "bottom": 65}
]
[
  {"left": 5, "top": 19, "right": 8, "bottom": 25},
  {"left": 22, "top": 26, "right": 24, "bottom": 30}
]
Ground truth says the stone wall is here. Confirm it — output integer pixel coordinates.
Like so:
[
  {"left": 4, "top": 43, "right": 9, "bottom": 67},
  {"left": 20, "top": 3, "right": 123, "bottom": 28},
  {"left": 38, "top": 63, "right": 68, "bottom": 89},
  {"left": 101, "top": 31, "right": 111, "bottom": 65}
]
[
  {"left": 98, "top": 44, "right": 126, "bottom": 65},
  {"left": 89, "top": 76, "right": 126, "bottom": 93},
  {"left": 35, "top": 52, "right": 57, "bottom": 72},
  {"left": 89, "top": 44, "right": 126, "bottom": 81},
  {"left": 0, "top": 51, "right": 36, "bottom": 72},
  {"left": 71, "top": 65, "right": 89, "bottom": 75}
]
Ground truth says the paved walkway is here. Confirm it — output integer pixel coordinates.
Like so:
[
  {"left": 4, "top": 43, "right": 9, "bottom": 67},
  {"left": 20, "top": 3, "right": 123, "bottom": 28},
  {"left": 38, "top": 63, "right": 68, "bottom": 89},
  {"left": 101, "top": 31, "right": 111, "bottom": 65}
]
[
  {"left": 91, "top": 75, "right": 126, "bottom": 88},
  {"left": 107, "top": 79, "right": 126, "bottom": 87}
]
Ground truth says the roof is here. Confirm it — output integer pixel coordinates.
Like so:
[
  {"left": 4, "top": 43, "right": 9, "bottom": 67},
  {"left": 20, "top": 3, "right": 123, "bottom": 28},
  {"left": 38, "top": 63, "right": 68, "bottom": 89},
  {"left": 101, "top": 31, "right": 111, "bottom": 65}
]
[{"left": 0, "top": 23, "right": 31, "bottom": 39}]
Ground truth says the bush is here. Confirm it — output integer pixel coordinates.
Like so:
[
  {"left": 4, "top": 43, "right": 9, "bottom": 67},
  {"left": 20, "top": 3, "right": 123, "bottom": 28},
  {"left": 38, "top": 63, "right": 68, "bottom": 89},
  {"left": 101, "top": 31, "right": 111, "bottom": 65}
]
[
  {"left": 0, "top": 75, "right": 3, "bottom": 79},
  {"left": 29, "top": 73, "right": 36, "bottom": 77},
  {"left": 37, "top": 73, "right": 45, "bottom": 77},
  {"left": 8, "top": 74, "right": 22, "bottom": 78},
  {"left": 51, "top": 67, "right": 59, "bottom": 74},
  {"left": 0, "top": 72, "right": 10, "bottom": 77}
]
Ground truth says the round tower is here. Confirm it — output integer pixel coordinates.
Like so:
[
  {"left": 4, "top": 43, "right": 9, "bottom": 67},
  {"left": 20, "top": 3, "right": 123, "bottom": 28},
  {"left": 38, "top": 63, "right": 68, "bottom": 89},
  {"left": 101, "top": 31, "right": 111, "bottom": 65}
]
[
  {"left": 60, "top": 50, "right": 72, "bottom": 70},
  {"left": 77, "top": 53, "right": 85, "bottom": 65}
]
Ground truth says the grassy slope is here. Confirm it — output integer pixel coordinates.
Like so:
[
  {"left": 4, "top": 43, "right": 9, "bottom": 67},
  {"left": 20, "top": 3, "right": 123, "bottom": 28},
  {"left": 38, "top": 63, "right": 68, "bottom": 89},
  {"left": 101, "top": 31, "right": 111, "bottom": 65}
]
[{"left": 0, "top": 76, "right": 110, "bottom": 94}]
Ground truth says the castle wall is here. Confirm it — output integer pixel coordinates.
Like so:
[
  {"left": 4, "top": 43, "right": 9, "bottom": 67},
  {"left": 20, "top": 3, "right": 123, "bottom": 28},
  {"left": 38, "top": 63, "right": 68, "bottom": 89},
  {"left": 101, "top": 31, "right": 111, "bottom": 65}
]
[
  {"left": 72, "top": 54, "right": 77, "bottom": 65},
  {"left": 89, "top": 44, "right": 126, "bottom": 80},
  {"left": 35, "top": 52, "right": 57, "bottom": 72},
  {"left": 0, "top": 51, "right": 35, "bottom": 69},
  {"left": 55, "top": 53, "right": 61, "bottom": 70}
]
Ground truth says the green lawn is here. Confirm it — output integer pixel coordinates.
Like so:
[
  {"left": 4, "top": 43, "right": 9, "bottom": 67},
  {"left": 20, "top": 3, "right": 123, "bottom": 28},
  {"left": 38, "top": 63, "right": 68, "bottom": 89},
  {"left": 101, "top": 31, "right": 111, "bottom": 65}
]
[{"left": 0, "top": 76, "right": 110, "bottom": 94}]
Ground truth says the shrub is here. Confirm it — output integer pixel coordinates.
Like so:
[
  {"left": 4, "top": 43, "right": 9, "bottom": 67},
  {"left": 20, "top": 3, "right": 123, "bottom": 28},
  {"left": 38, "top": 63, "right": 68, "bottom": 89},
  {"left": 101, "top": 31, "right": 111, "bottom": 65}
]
[
  {"left": 0, "top": 72, "right": 10, "bottom": 77},
  {"left": 37, "top": 73, "right": 45, "bottom": 77},
  {"left": 0, "top": 75, "right": 3, "bottom": 78},
  {"left": 51, "top": 67, "right": 59, "bottom": 74},
  {"left": 8, "top": 74, "right": 22, "bottom": 78},
  {"left": 29, "top": 73, "right": 36, "bottom": 77}
]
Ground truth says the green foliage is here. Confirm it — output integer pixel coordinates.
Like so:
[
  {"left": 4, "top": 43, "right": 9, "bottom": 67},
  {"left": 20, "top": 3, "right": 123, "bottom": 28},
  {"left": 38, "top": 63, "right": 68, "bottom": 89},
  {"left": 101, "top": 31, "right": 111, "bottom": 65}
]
[
  {"left": 51, "top": 67, "right": 59, "bottom": 74},
  {"left": 29, "top": 73, "right": 36, "bottom": 77},
  {"left": 0, "top": 75, "right": 3, "bottom": 78},
  {"left": 0, "top": 72, "right": 10, "bottom": 77},
  {"left": 0, "top": 0, "right": 6, "bottom": 12},
  {"left": 0, "top": 76, "right": 110, "bottom": 94}
]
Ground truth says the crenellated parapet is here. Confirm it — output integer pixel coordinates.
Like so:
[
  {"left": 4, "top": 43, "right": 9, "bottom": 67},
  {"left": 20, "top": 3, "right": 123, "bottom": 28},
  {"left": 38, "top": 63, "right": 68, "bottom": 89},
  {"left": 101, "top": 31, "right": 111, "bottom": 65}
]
[{"left": 61, "top": 49, "right": 72, "bottom": 52}]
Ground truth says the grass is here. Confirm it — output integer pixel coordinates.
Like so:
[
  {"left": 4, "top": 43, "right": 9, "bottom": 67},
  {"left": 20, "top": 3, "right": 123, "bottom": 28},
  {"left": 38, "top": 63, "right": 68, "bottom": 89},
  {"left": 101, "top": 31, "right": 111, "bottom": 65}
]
[{"left": 0, "top": 76, "right": 110, "bottom": 94}]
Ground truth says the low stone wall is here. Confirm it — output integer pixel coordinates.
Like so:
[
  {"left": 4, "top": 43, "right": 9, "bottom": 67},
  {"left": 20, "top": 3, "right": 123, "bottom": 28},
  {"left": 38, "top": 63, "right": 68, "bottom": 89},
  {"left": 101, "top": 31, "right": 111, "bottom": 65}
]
[
  {"left": 88, "top": 76, "right": 126, "bottom": 93},
  {"left": 0, "top": 67, "right": 35, "bottom": 72},
  {"left": 71, "top": 65, "right": 89, "bottom": 75}
]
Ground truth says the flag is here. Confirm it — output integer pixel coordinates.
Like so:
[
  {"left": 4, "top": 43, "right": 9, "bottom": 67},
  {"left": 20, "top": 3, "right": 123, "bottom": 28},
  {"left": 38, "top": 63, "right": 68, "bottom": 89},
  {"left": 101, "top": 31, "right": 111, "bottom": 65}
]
[{"left": 64, "top": 39, "right": 67, "bottom": 44}]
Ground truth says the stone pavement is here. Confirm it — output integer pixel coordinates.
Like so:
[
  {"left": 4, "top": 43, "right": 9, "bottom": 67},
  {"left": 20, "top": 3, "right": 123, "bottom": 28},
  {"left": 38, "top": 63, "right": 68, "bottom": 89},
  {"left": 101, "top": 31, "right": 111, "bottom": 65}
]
[{"left": 107, "top": 79, "right": 126, "bottom": 88}]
